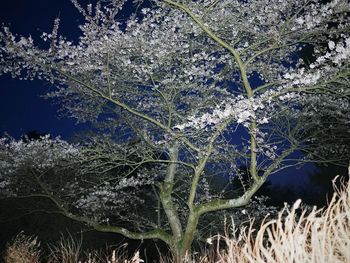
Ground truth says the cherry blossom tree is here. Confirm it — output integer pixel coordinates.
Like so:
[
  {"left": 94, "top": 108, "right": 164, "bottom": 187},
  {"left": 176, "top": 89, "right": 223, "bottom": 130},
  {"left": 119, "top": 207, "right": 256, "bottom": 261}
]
[{"left": 0, "top": 0, "right": 349, "bottom": 258}]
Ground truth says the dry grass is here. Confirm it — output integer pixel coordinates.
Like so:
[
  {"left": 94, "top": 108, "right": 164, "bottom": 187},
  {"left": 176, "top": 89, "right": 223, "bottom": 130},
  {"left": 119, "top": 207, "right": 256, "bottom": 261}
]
[
  {"left": 3, "top": 233, "right": 144, "bottom": 263},
  {"left": 203, "top": 176, "right": 350, "bottom": 263},
  {"left": 47, "top": 236, "right": 144, "bottom": 263},
  {"left": 48, "top": 234, "right": 83, "bottom": 263},
  {"left": 4, "top": 231, "right": 41, "bottom": 263}
]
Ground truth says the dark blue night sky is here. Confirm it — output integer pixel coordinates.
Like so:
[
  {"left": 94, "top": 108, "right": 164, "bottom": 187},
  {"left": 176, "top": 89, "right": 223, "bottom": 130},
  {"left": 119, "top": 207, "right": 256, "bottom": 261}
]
[
  {"left": 0, "top": 0, "right": 88, "bottom": 139},
  {"left": 0, "top": 0, "right": 317, "bottom": 186}
]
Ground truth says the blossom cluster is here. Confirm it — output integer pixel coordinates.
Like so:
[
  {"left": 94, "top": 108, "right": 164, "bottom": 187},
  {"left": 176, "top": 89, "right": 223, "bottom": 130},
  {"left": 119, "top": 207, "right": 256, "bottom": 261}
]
[
  {"left": 174, "top": 95, "right": 268, "bottom": 131},
  {"left": 0, "top": 135, "right": 80, "bottom": 196},
  {"left": 311, "top": 36, "right": 350, "bottom": 67},
  {"left": 281, "top": 35, "right": 350, "bottom": 89},
  {"left": 74, "top": 170, "right": 156, "bottom": 214}
]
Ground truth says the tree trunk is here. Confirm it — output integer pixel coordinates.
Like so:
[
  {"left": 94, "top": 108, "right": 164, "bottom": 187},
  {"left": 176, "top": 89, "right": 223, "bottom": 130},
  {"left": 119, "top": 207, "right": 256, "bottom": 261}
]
[{"left": 171, "top": 211, "right": 200, "bottom": 262}]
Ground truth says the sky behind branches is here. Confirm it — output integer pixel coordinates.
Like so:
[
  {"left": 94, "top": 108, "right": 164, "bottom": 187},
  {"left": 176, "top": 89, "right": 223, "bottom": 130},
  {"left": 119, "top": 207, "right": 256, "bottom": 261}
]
[{"left": 0, "top": 0, "right": 87, "bottom": 139}]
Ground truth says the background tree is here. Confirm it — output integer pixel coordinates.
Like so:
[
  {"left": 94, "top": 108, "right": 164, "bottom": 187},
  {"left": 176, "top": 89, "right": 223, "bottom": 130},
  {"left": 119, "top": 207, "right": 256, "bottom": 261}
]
[{"left": 0, "top": 0, "right": 349, "bottom": 258}]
